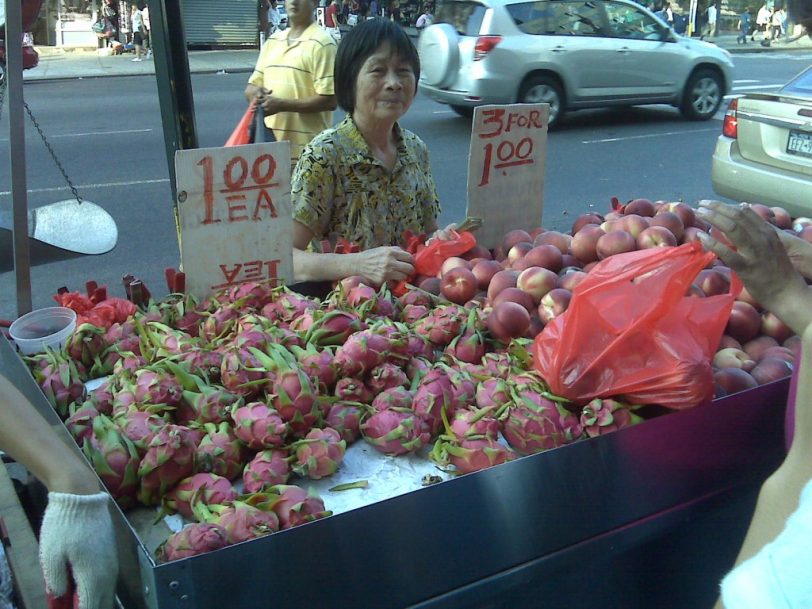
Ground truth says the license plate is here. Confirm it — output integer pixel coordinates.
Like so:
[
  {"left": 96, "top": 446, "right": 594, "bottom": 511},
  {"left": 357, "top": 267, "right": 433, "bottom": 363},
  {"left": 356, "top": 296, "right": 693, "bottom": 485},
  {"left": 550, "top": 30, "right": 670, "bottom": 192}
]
[{"left": 787, "top": 130, "right": 812, "bottom": 158}]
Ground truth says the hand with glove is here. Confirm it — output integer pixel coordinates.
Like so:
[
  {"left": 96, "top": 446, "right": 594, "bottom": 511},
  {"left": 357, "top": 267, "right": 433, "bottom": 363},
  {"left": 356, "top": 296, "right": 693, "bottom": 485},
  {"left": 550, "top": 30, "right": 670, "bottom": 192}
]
[{"left": 0, "top": 374, "right": 118, "bottom": 609}]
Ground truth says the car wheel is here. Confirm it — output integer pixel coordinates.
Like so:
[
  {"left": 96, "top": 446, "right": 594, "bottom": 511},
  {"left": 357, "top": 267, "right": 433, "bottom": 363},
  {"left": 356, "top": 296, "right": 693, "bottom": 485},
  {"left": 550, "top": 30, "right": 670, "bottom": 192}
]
[
  {"left": 417, "top": 24, "right": 460, "bottom": 89},
  {"left": 519, "top": 75, "right": 564, "bottom": 127},
  {"left": 680, "top": 69, "right": 723, "bottom": 121},
  {"left": 450, "top": 105, "right": 473, "bottom": 118}
]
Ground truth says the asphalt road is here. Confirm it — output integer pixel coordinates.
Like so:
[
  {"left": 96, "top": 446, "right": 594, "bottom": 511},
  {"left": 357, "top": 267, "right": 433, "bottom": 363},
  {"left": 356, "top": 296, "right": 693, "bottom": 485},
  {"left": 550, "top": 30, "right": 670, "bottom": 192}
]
[{"left": 0, "top": 52, "right": 809, "bottom": 318}]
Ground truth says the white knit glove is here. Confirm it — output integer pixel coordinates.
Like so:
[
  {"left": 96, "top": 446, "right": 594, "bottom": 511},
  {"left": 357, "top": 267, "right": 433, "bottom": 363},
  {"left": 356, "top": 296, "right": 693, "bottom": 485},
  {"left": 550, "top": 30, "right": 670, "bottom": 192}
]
[{"left": 39, "top": 492, "right": 117, "bottom": 609}]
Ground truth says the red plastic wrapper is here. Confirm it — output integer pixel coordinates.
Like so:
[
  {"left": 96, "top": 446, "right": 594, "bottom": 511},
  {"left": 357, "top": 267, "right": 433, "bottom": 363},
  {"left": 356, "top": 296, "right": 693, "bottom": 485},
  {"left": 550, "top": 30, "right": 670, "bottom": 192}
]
[
  {"left": 54, "top": 292, "right": 137, "bottom": 329},
  {"left": 392, "top": 230, "right": 477, "bottom": 296},
  {"left": 533, "top": 242, "right": 739, "bottom": 410},
  {"left": 224, "top": 102, "right": 256, "bottom": 147}
]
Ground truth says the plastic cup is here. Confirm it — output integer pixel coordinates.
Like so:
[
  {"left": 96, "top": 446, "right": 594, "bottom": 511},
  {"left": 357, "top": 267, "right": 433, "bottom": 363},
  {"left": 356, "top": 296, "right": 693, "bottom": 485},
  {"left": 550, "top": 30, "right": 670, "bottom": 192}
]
[{"left": 8, "top": 307, "right": 78, "bottom": 355}]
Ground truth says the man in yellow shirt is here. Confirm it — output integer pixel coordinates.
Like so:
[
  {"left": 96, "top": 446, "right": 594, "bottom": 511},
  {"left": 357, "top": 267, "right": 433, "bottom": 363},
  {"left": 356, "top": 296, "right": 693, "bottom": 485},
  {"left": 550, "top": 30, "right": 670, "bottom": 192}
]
[{"left": 245, "top": 0, "right": 338, "bottom": 164}]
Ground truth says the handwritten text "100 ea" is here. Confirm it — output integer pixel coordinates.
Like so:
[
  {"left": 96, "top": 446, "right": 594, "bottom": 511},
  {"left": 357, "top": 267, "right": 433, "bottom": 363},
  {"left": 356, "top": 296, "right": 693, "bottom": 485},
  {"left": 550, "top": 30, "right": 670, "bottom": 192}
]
[{"left": 198, "top": 154, "right": 280, "bottom": 225}]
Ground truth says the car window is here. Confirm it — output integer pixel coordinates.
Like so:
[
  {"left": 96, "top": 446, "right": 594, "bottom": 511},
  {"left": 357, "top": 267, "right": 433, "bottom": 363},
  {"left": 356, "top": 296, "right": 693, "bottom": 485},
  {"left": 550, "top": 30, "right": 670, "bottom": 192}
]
[
  {"left": 547, "top": 1, "right": 607, "bottom": 36},
  {"left": 505, "top": 1, "right": 554, "bottom": 34},
  {"left": 604, "top": 1, "right": 663, "bottom": 39},
  {"left": 782, "top": 68, "right": 812, "bottom": 98},
  {"left": 435, "top": 0, "right": 487, "bottom": 35}
]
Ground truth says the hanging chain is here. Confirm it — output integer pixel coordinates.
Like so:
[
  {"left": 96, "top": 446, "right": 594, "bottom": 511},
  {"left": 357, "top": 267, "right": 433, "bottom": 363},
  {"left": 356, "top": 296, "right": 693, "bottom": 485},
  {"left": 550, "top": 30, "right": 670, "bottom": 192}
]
[
  {"left": 23, "top": 100, "right": 84, "bottom": 204},
  {"left": 1, "top": 77, "right": 84, "bottom": 204}
]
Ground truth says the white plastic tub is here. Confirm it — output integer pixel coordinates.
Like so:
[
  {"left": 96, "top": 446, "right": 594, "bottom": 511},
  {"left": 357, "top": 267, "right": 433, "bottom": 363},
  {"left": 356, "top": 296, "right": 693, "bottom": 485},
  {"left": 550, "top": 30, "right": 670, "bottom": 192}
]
[{"left": 8, "top": 307, "right": 77, "bottom": 355}]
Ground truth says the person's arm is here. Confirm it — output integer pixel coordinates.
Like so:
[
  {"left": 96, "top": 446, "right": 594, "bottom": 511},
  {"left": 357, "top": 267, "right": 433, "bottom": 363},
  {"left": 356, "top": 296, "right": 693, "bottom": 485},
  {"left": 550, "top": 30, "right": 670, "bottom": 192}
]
[
  {"left": 713, "top": 321, "right": 812, "bottom": 609},
  {"left": 260, "top": 94, "right": 337, "bottom": 115},
  {"left": 0, "top": 375, "right": 117, "bottom": 609},
  {"left": 697, "top": 200, "right": 812, "bottom": 336},
  {"left": 245, "top": 83, "right": 267, "bottom": 104}
]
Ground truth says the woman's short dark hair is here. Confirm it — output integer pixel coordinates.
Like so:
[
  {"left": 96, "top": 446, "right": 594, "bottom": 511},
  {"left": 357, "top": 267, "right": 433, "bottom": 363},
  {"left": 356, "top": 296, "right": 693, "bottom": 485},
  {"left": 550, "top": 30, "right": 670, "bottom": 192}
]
[{"left": 335, "top": 18, "right": 421, "bottom": 114}]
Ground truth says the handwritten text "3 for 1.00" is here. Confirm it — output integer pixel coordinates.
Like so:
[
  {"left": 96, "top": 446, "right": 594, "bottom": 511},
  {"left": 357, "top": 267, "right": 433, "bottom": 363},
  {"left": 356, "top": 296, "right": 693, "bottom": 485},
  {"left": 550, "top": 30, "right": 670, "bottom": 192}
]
[
  {"left": 198, "top": 153, "right": 279, "bottom": 224},
  {"left": 477, "top": 108, "right": 545, "bottom": 187}
]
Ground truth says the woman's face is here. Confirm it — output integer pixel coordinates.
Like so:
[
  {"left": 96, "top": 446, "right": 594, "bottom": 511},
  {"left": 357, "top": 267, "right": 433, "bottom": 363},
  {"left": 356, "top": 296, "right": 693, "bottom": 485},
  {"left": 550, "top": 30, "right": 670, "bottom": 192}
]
[{"left": 354, "top": 44, "right": 416, "bottom": 125}]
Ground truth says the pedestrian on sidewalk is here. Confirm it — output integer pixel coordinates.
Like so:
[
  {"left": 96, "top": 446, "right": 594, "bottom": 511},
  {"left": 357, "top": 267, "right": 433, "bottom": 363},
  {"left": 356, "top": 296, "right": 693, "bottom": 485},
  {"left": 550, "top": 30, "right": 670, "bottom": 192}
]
[
  {"left": 755, "top": 3, "right": 770, "bottom": 40},
  {"left": 325, "top": 0, "right": 341, "bottom": 42},
  {"left": 737, "top": 7, "right": 751, "bottom": 44},
  {"left": 141, "top": 1, "right": 152, "bottom": 58},
  {"left": 130, "top": 3, "right": 146, "bottom": 61},
  {"left": 702, "top": 2, "right": 717, "bottom": 39},
  {"left": 99, "top": 0, "right": 120, "bottom": 48},
  {"left": 245, "top": 0, "right": 338, "bottom": 165}
]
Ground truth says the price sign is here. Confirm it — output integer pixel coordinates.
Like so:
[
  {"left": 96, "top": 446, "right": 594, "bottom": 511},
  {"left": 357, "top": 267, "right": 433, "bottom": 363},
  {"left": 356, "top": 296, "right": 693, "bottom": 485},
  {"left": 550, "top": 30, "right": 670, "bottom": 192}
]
[
  {"left": 466, "top": 104, "right": 549, "bottom": 250},
  {"left": 175, "top": 141, "right": 293, "bottom": 299}
]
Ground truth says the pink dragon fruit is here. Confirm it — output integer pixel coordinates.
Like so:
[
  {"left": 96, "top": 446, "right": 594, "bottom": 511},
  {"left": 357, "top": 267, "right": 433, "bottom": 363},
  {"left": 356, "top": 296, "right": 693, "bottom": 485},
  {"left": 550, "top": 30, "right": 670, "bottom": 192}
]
[
  {"left": 440, "top": 437, "right": 516, "bottom": 474},
  {"left": 403, "top": 334, "right": 436, "bottom": 361},
  {"left": 156, "top": 523, "right": 229, "bottom": 563},
  {"left": 501, "top": 393, "right": 578, "bottom": 455},
  {"left": 177, "top": 348, "right": 225, "bottom": 383},
  {"left": 411, "top": 304, "right": 466, "bottom": 347},
  {"left": 445, "top": 324, "right": 487, "bottom": 364},
  {"left": 113, "top": 407, "right": 169, "bottom": 456},
  {"left": 398, "top": 288, "right": 436, "bottom": 308},
  {"left": 449, "top": 408, "right": 501, "bottom": 440},
  {"left": 264, "top": 485, "right": 332, "bottom": 529},
  {"left": 33, "top": 356, "right": 87, "bottom": 418},
  {"left": 65, "top": 402, "right": 101, "bottom": 446},
  {"left": 225, "top": 280, "right": 278, "bottom": 311},
  {"left": 303, "top": 309, "right": 366, "bottom": 347},
  {"left": 88, "top": 378, "right": 116, "bottom": 415},
  {"left": 219, "top": 345, "right": 269, "bottom": 399},
  {"left": 361, "top": 407, "right": 430, "bottom": 455},
  {"left": 177, "top": 386, "right": 244, "bottom": 426},
  {"left": 112, "top": 352, "right": 149, "bottom": 377},
  {"left": 137, "top": 424, "right": 197, "bottom": 506},
  {"left": 194, "top": 500, "right": 280, "bottom": 543},
  {"left": 163, "top": 473, "right": 237, "bottom": 519},
  {"left": 333, "top": 330, "right": 393, "bottom": 377},
  {"left": 231, "top": 401, "right": 289, "bottom": 449},
  {"left": 580, "top": 398, "right": 642, "bottom": 438},
  {"left": 475, "top": 377, "right": 511, "bottom": 410},
  {"left": 140, "top": 321, "right": 198, "bottom": 359},
  {"left": 333, "top": 377, "right": 374, "bottom": 404},
  {"left": 366, "top": 362, "right": 409, "bottom": 395},
  {"left": 325, "top": 401, "right": 367, "bottom": 443},
  {"left": 261, "top": 289, "right": 319, "bottom": 326},
  {"left": 401, "top": 304, "right": 430, "bottom": 324},
  {"left": 370, "top": 386, "right": 414, "bottom": 412},
  {"left": 243, "top": 449, "right": 291, "bottom": 493},
  {"left": 270, "top": 365, "right": 320, "bottom": 435},
  {"left": 406, "top": 357, "right": 433, "bottom": 382},
  {"left": 82, "top": 414, "right": 141, "bottom": 509},
  {"left": 480, "top": 352, "right": 511, "bottom": 379},
  {"left": 133, "top": 367, "right": 183, "bottom": 407},
  {"left": 195, "top": 422, "right": 247, "bottom": 480},
  {"left": 290, "top": 427, "right": 346, "bottom": 479},
  {"left": 412, "top": 368, "right": 454, "bottom": 437},
  {"left": 66, "top": 322, "right": 109, "bottom": 368},
  {"left": 290, "top": 344, "right": 338, "bottom": 391},
  {"left": 200, "top": 304, "right": 241, "bottom": 343},
  {"left": 439, "top": 364, "right": 478, "bottom": 412}
]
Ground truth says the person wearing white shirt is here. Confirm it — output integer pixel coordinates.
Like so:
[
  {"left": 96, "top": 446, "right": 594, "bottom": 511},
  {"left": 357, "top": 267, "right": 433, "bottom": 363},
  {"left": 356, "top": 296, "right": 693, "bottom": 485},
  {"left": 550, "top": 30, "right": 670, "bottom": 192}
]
[
  {"left": 703, "top": 3, "right": 717, "bottom": 38},
  {"left": 415, "top": 8, "right": 433, "bottom": 29}
]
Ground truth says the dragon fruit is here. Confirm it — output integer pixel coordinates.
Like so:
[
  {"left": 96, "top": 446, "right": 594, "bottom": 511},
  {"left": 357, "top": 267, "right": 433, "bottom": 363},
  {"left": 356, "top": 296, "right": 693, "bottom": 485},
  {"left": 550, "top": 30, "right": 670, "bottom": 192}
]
[
  {"left": 290, "top": 344, "right": 338, "bottom": 391},
  {"left": 580, "top": 398, "right": 643, "bottom": 438},
  {"left": 370, "top": 386, "right": 414, "bottom": 412},
  {"left": 66, "top": 322, "right": 108, "bottom": 368},
  {"left": 333, "top": 330, "right": 393, "bottom": 377},
  {"left": 87, "top": 378, "right": 116, "bottom": 415},
  {"left": 412, "top": 367, "right": 454, "bottom": 437},
  {"left": 225, "top": 280, "right": 278, "bottom": 311},
  {"left": 439, "top": 364, "right": 478, "bottom": 412},
  {"left": 200, "top": 304, "right": 241, "bottom": 343},
  {"left": 33, "top": 356, "right": 87, "bottom": 418},
  {"left": 140, "top": 321, "right": 198, "bottom": 359},
  {"left": 361, "top": 407, "right": 430, "bottom": 455},
  {"left": 445, "top": 320, "right": 487, "bottom": 364},
  {"left": 303, "top": 309, "right": 365, "bottom": 347},
  {"left": 325, "top": 401, "right": 367, "bottom": 443},
  {"left": 480, "top": 352, "right": 511, "bottom": 379},
  {"left": 177, "top": 386, "right": 244, "bottom": 426},
  {"left": 82, "top": 414, "right": 141, "bottom": 509},
  {"left": 438, "top": 437, "right": 516, "bottom": 475},
  {"left": 219, "top": 345, "right": 269, "bottom": 399},
  {"left": 263, "top": 485, "right": 332, "bottom": 529},
  {"left": 401, "top": 304, "right": 430, "bottom": 324},
  {"left": 137, "top": 425, "right": 197, "bottom": 506},
  {"left": 366, "top": 363, "right": 409, "bottom": 395},
  {"left": 195, "top": 422, "right": 247, "bottom": 480},
  {"left": 231, "top": 401, "right": 289, "bottom": 449},
  {"left": 243, "top": 449, "right": 291, "bottom": 493},
  {"left": 270, "top": 362, "right": 320, "bottom": 434},
  {"left": 398, "top": 288, "right": 436, "bottom": 308},
  {"left": 290, "top": 427, "right": 346, "bottom": 479},
  {"left": 194, "top": 500, "right": 280, "bottom": 543},
  {"left": 65, "top": 402, "right": 101, "bottom": 446},
  {"left": 411, "top": 304, "right": 466, "bottom": 347},
  {"left": 133, "top": 367, "right": 183, "bottom": 407},
  {"left": 114, "top": 407, "right": 169, "bottom": 456},
  {"left": 163, "top": 473, "right": 237, "bottom": 519},
  {"left": 475, "top": 377, "right": 511, "bottom": 410},
  {"left": 449, "top": 407, "right": 501, "bottom": 440},
  {"left": 333, "top": 377, "right": 373, "bottom": 404},
  {"left": 501, "top": 393, "right": 578, "bottom": 455},
  {"left": 156, "top": 523, "right": 229, "bottom": 563},
  {"left": 177, "top": 348, "right": 225, "bottom": 383},
  {"left": 112, "top": 352, "right": 149, "bottom": 377},
  {"left": 406, "top": 357, "right": 433, "bottom": 382},
  {"left": 261, "top": 289, "right": 319, "bottom": 326}
]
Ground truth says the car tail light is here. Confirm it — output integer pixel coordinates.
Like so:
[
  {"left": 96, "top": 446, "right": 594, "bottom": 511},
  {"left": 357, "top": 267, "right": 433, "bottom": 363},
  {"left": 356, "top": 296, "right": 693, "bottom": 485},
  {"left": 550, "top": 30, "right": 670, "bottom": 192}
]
[
  {"left": 722, "top": 98, "right": 738, "bottom": 139},
  {"left": 474, "top": 36, "right": 502, "bottom": 61}
]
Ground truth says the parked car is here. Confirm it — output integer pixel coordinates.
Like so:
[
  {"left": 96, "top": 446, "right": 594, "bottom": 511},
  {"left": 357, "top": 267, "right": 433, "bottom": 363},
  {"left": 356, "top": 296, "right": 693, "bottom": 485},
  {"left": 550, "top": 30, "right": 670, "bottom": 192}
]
[
  {"left": 0, "top": 0, "right": 42, "bottom": 87},
  {"left": 417, "top": 0, "right": 734, "bottom": 127},
  {"left": 711, "top": 65, "right": 812, "bottom": 217}
]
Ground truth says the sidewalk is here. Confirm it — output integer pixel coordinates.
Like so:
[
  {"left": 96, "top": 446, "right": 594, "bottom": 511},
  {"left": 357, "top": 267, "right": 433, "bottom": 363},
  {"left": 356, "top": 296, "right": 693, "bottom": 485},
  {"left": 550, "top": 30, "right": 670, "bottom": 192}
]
[{"left": 24, "top": 29, "right": 812, "bottom": 82}]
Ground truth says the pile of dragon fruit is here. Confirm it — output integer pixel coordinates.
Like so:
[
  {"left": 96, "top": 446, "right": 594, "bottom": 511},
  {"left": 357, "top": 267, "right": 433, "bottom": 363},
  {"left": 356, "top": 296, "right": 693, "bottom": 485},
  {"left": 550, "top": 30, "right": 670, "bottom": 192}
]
[{"left": 25, "top": 275, "right": 610, "bottom": 562}]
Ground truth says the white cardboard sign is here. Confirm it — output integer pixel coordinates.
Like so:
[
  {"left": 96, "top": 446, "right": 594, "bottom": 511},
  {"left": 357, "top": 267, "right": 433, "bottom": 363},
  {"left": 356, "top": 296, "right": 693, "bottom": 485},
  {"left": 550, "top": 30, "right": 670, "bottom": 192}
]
[
  {"left": 174, "top": 141, "right": 293, "bottom": 299},
  {"left": 466, "top": 104, "right": 549, "bottom": 250}
]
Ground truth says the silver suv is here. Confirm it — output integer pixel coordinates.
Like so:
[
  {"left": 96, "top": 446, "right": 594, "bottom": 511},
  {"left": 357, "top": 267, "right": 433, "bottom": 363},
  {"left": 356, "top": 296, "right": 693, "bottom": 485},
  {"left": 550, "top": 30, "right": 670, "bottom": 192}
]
[{"left": 417, "top": 0, "right": 734, "bottom": 127}]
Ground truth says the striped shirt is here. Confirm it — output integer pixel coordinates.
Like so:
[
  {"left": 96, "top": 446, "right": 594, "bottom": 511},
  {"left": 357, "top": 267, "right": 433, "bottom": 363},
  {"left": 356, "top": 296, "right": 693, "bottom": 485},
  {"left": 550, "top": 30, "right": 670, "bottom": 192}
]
[{"left": 248, "top": 23, "right": 337, "bottom": 162}]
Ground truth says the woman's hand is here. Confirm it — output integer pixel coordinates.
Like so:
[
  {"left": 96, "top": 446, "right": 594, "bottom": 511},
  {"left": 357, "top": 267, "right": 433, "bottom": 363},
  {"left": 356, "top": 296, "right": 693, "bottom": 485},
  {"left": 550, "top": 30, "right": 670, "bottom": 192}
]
[
  {"left": 259, "top": 94, "right": 286, "bottom": 116},
  {"left": 776, "top": 228, "right": 812, "bottom": 281},
  {"left": 427, "top": 222, "right": 458, "bottom": 243},
  {"left": 357, "top": 246, "right": 415, "bottom": 285}
]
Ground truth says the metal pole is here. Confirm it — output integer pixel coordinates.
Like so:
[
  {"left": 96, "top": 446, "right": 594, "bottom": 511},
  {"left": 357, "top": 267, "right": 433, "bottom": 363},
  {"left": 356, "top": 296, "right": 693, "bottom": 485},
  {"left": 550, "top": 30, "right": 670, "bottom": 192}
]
[{"left": 5, "top": 0, "right": 33, "bottom": 315}]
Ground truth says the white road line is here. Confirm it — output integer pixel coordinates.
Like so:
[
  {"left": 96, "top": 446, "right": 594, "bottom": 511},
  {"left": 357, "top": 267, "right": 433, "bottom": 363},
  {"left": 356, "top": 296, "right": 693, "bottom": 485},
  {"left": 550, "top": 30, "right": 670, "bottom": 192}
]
[
  {"left": 432, "top": 110, "right": 454, "bottom": 114},
  {"left": 0, "top": 128, "right": 153, "bottom": 143},
  {"left": 733, "top": 79, "right": 760, "bottom": 83},
  {"left": 0, "top": 178, "right": 169, "bottom": 197},
  {"left": 581, "top": 127, "right": 718, "bottom": 144}
]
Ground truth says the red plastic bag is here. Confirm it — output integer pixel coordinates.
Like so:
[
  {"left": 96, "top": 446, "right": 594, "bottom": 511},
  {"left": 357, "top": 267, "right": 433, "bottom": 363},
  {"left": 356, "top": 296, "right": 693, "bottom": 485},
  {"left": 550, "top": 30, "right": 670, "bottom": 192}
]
[
  {"left": 532, "top": 242, "right": 739, "bottom": 410},
  {"left": 225, "top": 102, "right": 256, "bottom": 147},
  {"left": 391, "top": 230, "right": 477, "bottom": 296}
]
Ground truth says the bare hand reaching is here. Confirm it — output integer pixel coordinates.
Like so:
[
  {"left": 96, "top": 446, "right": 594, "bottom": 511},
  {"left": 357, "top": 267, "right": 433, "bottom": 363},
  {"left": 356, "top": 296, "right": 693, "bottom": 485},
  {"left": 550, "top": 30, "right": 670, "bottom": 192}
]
[{"left": 357, "top": 246, "right": 415, "bottom": 285}]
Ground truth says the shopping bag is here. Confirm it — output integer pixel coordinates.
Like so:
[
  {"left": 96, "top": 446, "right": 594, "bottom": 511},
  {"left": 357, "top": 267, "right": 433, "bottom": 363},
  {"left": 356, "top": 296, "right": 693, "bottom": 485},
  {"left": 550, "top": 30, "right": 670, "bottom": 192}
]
[
  {"left": 532, "top": 242, "right": 739, "bottom": 410},
  {"left": 249, "top": 105, "right": 276, "bottom": 143},
  {"left": 224, "top": 102, "right": 256, "bottom": 147},
  {"left": 391, "top": 229, "right": 477, "bottom": 297}
]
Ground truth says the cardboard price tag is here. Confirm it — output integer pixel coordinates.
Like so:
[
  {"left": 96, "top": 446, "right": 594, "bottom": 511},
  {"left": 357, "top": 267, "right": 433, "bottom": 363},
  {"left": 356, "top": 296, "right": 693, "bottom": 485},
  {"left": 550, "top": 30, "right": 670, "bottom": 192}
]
[
  {"left": 174, "top": 141, "right": 293, "bottom": 299},
  {"left": 466, "top": 104, "right": 549, "bottom": 250}
]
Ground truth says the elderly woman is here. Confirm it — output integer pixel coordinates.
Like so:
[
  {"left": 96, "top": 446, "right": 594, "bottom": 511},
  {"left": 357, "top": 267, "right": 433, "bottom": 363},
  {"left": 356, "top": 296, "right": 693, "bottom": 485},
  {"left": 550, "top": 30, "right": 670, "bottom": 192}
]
[{"left": 290, "top": 18, "right": 442, "bottom": 286}]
